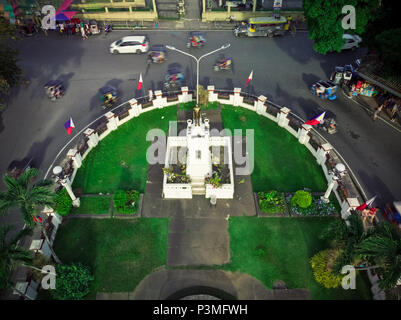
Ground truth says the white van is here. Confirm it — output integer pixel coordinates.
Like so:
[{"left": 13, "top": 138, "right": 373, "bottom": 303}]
[{"left": 110, "top": 36, "right": 150, "bottom": 54}]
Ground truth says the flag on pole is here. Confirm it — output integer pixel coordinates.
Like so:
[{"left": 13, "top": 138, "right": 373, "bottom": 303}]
[
  {"left": 32, "top": 215, "right": 43, "bottom": 223},
  {"left": 305, "top": 112, "right": 326, "bottom": 126},
  {"left": 137, "top": 73, "right": 143, "bottom": 91},
  {"left": 356, "top": 196, "right": 376, "bottom": 211},
  {"left": 64, "top": 117, "right": 75, "bottom": 135},
  {"left": 246, "top": 70, "right": 253, "bottom": 87}
]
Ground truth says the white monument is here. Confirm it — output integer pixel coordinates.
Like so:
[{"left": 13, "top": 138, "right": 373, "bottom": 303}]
[{"left": 163, "top": 105, "right": 234, "bottom": 199}]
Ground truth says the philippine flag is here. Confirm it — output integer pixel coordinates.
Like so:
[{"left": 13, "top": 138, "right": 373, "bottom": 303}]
[
  {"left": 356, "top": 196, "right": 376, "bottom": 211},
  {"left": 305, "top": 112, "right": 326, "bottom": 126},
  {"left": 64, "top": 117, "right": 75, "bottom": 135},
  {"left": 246, "top": 70, "right": 253, "bottom": 87},
  {"left": 137, "top": 73, "right": 143, "bottom": 91}
]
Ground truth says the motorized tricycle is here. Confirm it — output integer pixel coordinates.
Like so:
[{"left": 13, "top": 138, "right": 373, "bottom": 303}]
[
  {"left": 147, "top": 45, "right": 167, "bottom": 64},
  {"left": 311, "top": 80, "right": 337, "bottom": 100},
  {"left": 99, "top": 85, "right": 118, "bottom": 108},
  {"left": 163, "top": 67, "right": 184, "bottom": 90},
  {"left": 187, "top": 31, "right": 206, "bottom": 48},
  {"left": 44, "top": 80, "right": 65, "bottom": 101},
  {"left": 214, "top": 57, "right": 232, "bottom": 71}
]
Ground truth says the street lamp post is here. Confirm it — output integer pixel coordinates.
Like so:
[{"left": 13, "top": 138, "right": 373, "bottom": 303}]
[{"left": 166, "top": 43, "right": 231, "bottom": 105}]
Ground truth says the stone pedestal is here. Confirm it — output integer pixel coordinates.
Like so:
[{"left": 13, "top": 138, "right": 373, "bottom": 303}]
[
  {"left": 129, "top": 98, "right": 142, "bottom": 117},
  {"left": 341, "top": 197, "right": 359, "bottom": 220},
  {"left": 297, "top": 124, "right": 312, "bottom": 144},
  {"left": 256, "top": 95, "right": 267, "bottom": 114},
  {"left": 84, "top": 128, "right": 99, "bottom": 148},
  {"left": 153, "top": 90, "right": 167, "bottom": 108},
  {"left": 67, "top": 148, "right": 82, "bottom": 169},
  {"left": 231, "top": 87, "right": 243, "bottom": 106},
  {"left": 207, "top": 85, "right": 218, "bottom": 102},
  {"left": 105, "top": 111, "right": 118, "bottom": 131},
  {"left": 316, "top": 143, "right": 333, "bottom": 165},
  {"left": 277, "top": 107, "right": 290, "bottom": 127},
  {"left": 178, "top": 86, "right": 192, "bottom": 103}
]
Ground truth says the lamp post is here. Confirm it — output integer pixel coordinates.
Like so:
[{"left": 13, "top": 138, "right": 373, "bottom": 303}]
[{"left": 165, "top": 43, "right": 230, "bottom": 105}]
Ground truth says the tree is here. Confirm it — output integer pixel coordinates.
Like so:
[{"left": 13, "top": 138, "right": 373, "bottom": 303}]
[
  {"left": 51, "top": 263, "right": 94, "bottom": 300},
  {"left": 0, "top": 17, "right": 22, "bottom": 110},
  {"left": 0, "top": 168, "right": 55, "bottom": 228},
  {"left": 303, "top": 0, "right": 380, "bottom": 54},
  {"left": 357, "top": 222, "right": 401, "bottom": 290},
  {"left": 0, "top": 225, "right": 33, "bottom": 291},
  {"left": 197, "top": 85, "right": 209, "bottom": 108},
  {"left": 320, "top": 214, "right": 367, "bottom": 274},
  {"left": 374, "top": 28, "right": 401, "bottom": 77}
]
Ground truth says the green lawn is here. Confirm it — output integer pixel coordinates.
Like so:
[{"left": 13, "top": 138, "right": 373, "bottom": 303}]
[
  {"left": 72, "top": 106, "right": 177, "bottom": 194},
  {"left": 221, "top": 106, "right": 327, "bottom": 192},
  {"left": 224, "top": 217, "right": 372, "bottom": 300},
  {"left": 52, "top": 218, "right": 169, "bottom": 299},
  {"left": 71, "top": 196, "right": 111, "bottom": 215}
]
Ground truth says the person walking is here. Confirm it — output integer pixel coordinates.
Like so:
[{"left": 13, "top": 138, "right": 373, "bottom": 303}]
[
  {"left": 148, "top": 89, "right": 153, "bottom": 101},
  {"left": 391, "top": 100, "right": 399, "bottom": 122},
  {"left": 372, "top": 103, "right": 384, "bottom": 121},
  {"left": 80, "top": 26, "right": 87, "bottom": 40}
]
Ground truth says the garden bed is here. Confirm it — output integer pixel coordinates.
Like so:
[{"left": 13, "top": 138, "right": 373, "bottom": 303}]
[
  {"left": 286, "top": 193, "right": 340, "bottom": 217},
  {"left": 255, "top": 191, "right": 288, "bottom": 217}
]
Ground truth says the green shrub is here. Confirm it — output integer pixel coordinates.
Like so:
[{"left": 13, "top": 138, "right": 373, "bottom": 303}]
[
  {"left": 53, "top": 189, "right": 72, "bottom": 216},
  {"left": 51, "top": 263, "right": 94, "bottom": 300},
  {"left": 310, "top": 249, "right": 343, "bottom": 289},
  {"left": 258, "top": 190, "right": 285, "bottom": 214},
  {"left": 113, "top": 190, "right": 139, "bottom": 214},
  {"left": 290, "top": 190, "right": 312, "bottom": 208}
]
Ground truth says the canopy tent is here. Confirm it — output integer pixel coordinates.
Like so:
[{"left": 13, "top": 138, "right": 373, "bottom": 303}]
[
  {"left": 55, "top": 11, "right": 77, "bottom": 21},
  {"left": 56, "top": 0, "right": 74, "bottom": 14}
]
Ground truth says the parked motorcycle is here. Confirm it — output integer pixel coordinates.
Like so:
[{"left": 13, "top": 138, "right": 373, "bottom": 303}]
[{"left": 214, "top": 57, "right": 232, "bottom": 71}]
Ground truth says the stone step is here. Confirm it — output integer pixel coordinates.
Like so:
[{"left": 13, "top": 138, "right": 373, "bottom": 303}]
[
  {"left": 157, "top": 3, "right": 178, "bottom": 10},
  {"left": 158, "top": 11, "right": 180, "bottom": 18},
  {"left": 192, "top": 188, "right": 205, "bottom": 195},
  {"left": 191, "top": 181, "right": 205, "bottom": 186}
]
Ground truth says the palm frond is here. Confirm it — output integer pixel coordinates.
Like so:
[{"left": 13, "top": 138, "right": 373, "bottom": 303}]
[{"left": 16, "top": 168, "right": 39, "bottom": 190}]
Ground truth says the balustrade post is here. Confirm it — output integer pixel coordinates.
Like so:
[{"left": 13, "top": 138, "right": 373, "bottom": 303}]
[{"left": 297, "top": 124, "right": 312, "bottom": 144}]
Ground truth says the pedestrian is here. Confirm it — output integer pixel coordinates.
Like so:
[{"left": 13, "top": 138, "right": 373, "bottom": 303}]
[
  {"left": 372, "top": 103, "right": 384, "bottom": 121},
  {"left": 148, "top": 89, "right": 153, "bottom": 101},
  {"left": 80, "top": 26, "right": 87, "bottom": 40},
  {"left": 391, "top": 100, "right": 399, "bottom": 122},
  {"left": 41, "top": 26, "right": 48, "bottom": 36},
  {"left": 60, "top": 23, "right": 64, "bottom": 35},
  {"left": 154, "top": 20, "right": 159, "bottom": 29},
  {"left": 67, "top": 23, "right": 72, "bottom": 36},
  {"left": 229, "top": 15, "right": 234, "bottom": 24}
]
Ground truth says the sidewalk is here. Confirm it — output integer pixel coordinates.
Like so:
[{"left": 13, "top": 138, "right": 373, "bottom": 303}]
[{"left": 117, "top": 17, "right": 308, "bottom": 31}]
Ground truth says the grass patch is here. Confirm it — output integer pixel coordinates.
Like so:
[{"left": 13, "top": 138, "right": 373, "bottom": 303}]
[
  {"left": 224, "top": 217, "right": 372, "bottom": 300},
  {"left": 179, "top": 101, "right": 220, "bottom": 111},
  {"left": 221, "top": 106, "right": 327, "bottom": 192},
  {"left": 72, "top": 106, "right": 177, "bottom": 194},
  {"left": 53, "top": 218, "right": 169, "bottom": 298},
  {"left": 70, "top": 196, "right": 111, "bottom": 215}
]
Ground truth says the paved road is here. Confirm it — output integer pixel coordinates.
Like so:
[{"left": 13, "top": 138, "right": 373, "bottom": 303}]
[{"left": 1, "top": 30, "right": 400, "bottom": 230}]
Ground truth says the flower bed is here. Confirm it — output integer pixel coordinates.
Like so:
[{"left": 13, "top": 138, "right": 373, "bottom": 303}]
[
  {"left": 286, "top": 194, "right": 337, "bottom": 217},
  {"left": 257, "top": 191, "right": 286, "bottom": 215}
]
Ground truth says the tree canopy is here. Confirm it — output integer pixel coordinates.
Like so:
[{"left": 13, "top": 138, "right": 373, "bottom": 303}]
[{"left": 303, "top": 0, "right": 380, "bottom": 54}]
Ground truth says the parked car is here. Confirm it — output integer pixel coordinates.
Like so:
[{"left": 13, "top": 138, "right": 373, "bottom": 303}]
[
  {"left": 110, "top": 36, "right": 150, "bottom": 54},
  {"left": 341, "top": 34, "right": 362, "bottom": 50}
]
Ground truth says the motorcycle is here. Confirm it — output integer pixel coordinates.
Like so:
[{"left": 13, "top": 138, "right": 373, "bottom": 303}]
[
  {"left": 44, "top": 80, "right": 65, "bottom": 101},
  {"left": 104, "top": 24, "right": 112, "bottom": 34},
  {"left": 99, "top": 85, "right": 118, "bottom": 108},
  {"left": 187, "top": 31, "right": 206, "bottom": 48},
  {"left": 214, "top": 58, "right": 232, "bottom": 71}
]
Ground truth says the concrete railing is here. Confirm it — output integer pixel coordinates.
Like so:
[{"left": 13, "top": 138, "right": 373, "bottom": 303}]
[{"left": 202, "top": 10, "right": 304, "bottom": 22}]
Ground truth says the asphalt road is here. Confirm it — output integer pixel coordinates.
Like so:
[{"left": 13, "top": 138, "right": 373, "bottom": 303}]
[{"left": 1, "top": 30, "right": 400, "bottom": 230}]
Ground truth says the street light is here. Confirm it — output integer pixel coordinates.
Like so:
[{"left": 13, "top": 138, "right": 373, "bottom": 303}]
[{"left": 165, "top": 43, "right": 231, "bottom": 105}]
